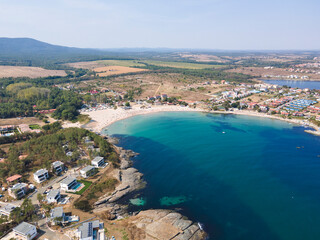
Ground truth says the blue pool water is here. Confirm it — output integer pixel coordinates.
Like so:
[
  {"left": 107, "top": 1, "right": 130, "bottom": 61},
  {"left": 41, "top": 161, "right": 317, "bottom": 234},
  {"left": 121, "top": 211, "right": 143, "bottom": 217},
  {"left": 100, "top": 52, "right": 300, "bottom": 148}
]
[
  {"left": 104, "top": 112, "right": 320, "bottom": 240},
  {"left": 72, "top": 182, "right": 82, "bottom": 190}
]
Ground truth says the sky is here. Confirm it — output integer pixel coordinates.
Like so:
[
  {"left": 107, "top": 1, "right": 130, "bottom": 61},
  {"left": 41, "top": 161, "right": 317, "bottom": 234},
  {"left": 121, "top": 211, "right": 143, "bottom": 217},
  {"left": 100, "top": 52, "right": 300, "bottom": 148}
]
[{"left": 0, "top": 0, "right": 319, "bottom": 50}]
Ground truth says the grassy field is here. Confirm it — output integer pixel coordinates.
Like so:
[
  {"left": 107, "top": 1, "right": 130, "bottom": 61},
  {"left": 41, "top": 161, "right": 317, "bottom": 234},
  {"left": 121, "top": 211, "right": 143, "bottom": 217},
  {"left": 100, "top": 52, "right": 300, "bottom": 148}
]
[
  {"left": 74, "top": 180, "right": 92, "bottom": 195},
  {"left": 29, "top": 124, "right": 41, "bottom": 129},
  {"left": 67, "top": 59, "right": 223, "bottom": 70},
  {"left": 67, "top": 60, "right": 146, "bottom": 69},
  {"left": 93, "top": 66, "right": 148, "bottom": 76},
  {"left": 142, "top": 60, "right": 224, "bottom": 69}
]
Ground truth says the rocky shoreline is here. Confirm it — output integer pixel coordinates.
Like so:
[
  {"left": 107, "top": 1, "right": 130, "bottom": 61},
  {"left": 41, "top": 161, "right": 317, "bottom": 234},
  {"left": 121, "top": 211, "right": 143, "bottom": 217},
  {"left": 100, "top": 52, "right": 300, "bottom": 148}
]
[{"left": 94, "top": 136, "right": 207, "bottom": 239}]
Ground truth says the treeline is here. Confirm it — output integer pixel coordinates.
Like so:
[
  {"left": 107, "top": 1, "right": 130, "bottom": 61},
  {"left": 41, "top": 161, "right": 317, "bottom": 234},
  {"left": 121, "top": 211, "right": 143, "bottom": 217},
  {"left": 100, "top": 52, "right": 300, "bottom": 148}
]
[
  {"left": 138, "top": 63, "right": 253, "bottom": 82},
  {"left": 0, "top": 81, "right": 83, "bottom": 120}
]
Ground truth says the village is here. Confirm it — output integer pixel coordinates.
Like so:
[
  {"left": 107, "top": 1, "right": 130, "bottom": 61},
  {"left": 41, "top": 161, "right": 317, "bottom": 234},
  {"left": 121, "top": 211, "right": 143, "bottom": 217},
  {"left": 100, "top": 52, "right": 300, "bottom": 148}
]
[{"left": 0, "top": 131, "right": 113, "bottom": 240}]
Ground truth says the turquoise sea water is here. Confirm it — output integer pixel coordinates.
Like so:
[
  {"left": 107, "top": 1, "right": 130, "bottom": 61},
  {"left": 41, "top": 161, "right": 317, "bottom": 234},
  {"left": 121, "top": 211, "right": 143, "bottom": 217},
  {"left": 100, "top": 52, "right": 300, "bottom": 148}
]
[{"left": 104, "top": 112, "right": 320, "bottom": 240}]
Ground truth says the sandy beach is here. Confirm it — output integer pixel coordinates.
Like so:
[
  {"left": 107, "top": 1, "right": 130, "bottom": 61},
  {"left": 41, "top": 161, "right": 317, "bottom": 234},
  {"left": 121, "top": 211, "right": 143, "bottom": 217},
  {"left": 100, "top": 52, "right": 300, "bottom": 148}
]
[
  {"left": 62, "top": 105, "right": 320, "bottom": 136},
  {"left": 72, "top": 105, "right": 202, "bottom": 132}
]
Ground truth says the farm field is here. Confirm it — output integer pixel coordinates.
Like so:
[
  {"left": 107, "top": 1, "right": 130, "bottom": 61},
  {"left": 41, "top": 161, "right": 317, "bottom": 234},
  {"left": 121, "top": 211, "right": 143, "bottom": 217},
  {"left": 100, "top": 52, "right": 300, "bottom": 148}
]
[
  {"left": 142, "top": 60, "right": 224, "bottom": 69},
  {"left": 93, "top": 66, "right": 148, "bottom": 77},
  {"left": 67, "top": 60, "right": 146, "bottom": 69},
  {"left": 0, "top": 66, "right": 67, "bottom": 78},
  {"left": 67, "top": 59, "right": 224, "bottom": 70}
]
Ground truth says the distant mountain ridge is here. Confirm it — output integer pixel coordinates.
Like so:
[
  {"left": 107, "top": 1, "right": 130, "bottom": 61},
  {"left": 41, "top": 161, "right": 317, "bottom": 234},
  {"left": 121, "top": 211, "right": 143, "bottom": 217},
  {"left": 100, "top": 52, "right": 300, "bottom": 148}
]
[{"left": 0, "top": 37, "right": 101, "bottom": 57}]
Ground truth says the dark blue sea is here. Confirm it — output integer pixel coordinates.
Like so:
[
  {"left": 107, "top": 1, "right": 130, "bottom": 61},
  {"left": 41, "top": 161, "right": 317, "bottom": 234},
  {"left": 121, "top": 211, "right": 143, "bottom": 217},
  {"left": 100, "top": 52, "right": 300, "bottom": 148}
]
[{"left": 104, "top": 112, "right": 320, "bottom": 240}]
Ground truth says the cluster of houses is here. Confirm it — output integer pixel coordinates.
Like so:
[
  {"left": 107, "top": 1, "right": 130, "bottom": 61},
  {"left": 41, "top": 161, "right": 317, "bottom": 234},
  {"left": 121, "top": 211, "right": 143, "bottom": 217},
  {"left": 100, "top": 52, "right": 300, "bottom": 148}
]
[{"left": 4, "top": 218, "right": 105, "bottom": 240}]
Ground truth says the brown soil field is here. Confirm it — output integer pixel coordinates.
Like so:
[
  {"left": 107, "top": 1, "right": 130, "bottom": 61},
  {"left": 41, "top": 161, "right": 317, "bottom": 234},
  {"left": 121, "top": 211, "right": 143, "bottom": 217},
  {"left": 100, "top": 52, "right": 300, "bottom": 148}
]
[
  {"left": 0, "top": 66, "right": 67, "bottom": 78},
  {"left": 226, "top": 67, "right": 320, "bottom": 80},
  {"left": 0, "top": 117, "right": 43, "bottom": 126},
  {"left": 93, "top": 66, "right": 148, "bottom": 77},
  {"left": 84, "top": 72, "right": 227, "bottom": 101}
]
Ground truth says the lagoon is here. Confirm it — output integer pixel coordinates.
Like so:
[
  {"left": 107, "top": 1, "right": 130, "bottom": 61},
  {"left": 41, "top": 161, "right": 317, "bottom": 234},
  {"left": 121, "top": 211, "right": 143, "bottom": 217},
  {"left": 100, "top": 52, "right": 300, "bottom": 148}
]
[
  {"left": 105, "top": 112, "right": 320, "bottom": 240},
  {"left": 262, "top": 79, "right": 320, "bottom": 89}
]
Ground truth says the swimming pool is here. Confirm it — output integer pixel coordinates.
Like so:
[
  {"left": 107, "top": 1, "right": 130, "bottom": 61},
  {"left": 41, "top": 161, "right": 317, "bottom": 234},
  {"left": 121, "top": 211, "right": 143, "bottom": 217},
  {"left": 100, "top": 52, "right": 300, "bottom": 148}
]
[{"left": 71, "top": 182, "right": 82, "bottom": 190}]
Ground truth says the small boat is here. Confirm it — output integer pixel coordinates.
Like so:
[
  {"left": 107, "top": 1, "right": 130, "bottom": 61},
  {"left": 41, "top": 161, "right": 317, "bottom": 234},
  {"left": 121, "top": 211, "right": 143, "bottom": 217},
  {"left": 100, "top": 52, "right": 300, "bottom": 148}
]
[{"left": 222, "top": 131, "right": 226, "bottom": 134}]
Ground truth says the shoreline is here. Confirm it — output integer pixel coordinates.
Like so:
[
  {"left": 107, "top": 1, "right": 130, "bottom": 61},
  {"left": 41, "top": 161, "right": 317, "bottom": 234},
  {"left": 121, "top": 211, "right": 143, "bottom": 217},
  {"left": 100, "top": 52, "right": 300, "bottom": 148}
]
[
  {"left": 71, "top": 105, "right": 202, "bottom": 132},
  {"left": 63, "top": 104, "right": 320, "bottom": 137}
]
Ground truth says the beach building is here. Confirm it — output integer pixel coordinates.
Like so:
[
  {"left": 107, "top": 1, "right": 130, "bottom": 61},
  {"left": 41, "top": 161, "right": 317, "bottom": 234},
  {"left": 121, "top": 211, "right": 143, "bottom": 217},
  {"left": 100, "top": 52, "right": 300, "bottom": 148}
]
[
  {"left": 80, "top": 165, "right": 97, "bottom": 178},
  {"left": 33, "top": 169, "right": 49, "bottom": 183},
  {"left": 76, "top": 220, "right": 105, "bottom": 240},
  {"left": 8, "top": 183, "right": 28, "bottom": 199},
  {"left": 0, "top": 203, "right": 16, "bottom": 217},
  {"left": 12, "top": 222, "right": 37, "bottom": 240},
  {"left": 60, "top": 177, "right": 79, "bottom": 191},
  {"left": 52, "top": 161, "right": 64, "bottom": 175},
  {"left": 46, "top": 189, "right": 61, "bottom": 204},
  {"left": 91, "top": 156, "right": 106, "bottom": 168}
]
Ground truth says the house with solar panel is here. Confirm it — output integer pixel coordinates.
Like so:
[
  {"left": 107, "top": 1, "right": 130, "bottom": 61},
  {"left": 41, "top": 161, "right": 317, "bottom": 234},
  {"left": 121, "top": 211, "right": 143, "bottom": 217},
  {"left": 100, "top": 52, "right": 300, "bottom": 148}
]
[{"left": 76, "top": 220, "right": 105, "bottom": 240}]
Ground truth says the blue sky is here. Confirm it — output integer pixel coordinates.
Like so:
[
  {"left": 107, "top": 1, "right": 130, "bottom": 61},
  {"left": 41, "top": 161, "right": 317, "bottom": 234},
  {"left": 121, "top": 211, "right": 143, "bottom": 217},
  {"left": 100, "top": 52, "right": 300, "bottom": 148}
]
[{"left": 0, "top": 0, "right": 319, "bottom": 50}]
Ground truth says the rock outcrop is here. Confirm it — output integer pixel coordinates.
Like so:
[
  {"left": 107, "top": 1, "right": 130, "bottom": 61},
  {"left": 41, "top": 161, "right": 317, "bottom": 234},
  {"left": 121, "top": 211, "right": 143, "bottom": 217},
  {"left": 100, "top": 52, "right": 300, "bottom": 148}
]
[
  {"left": 95, "top": 147, "right": 145, "bottom": 206},
  {"left": 130, "top": 209, "right": 206, "bottom": 240}
]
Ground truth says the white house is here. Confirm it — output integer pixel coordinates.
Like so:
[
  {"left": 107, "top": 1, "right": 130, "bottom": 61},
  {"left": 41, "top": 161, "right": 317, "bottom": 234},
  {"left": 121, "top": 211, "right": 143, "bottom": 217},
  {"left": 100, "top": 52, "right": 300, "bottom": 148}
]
[
  {"left": 50, "top": 207, "right": 65, "bottom": 225},
  {"left": 46, "top": 189, "right": 61, "bottom": 204},
  {"left": 60, "top": 177, "right": 78, "bottom": 191},
  {"left": 8, "top": 183, "right": 28, "bottom": 199},
  {"left": 52, "top": 161, "right": 64, "bottom": 175},
  {"left": 76, "top": 220, "right": 105, "bottom": 240},
  {"left": 13, "top": 222, "right": 37, "bottom": 240},
  {"left": 91, "top": 156, "right": 106, "bottom": 168},
  {"left": 50, "top": 207, "right": 79, "bottom": 225},
  {"left": 0, "top": 203, "right": 16, "bottom": 217},
  {"left": 33, "top": 169, "right": 49, "bottom": 183},
  {"left": 80, "top": 165, "right": 97, "bottom": 178}
]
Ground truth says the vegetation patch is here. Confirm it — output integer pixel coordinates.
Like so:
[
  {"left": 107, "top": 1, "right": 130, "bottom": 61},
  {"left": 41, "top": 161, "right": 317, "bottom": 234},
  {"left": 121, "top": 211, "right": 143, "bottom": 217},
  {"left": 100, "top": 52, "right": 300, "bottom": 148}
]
[
  {"left": 72, "top": 180, "right": 92, "bottom": 195},
  {"left": 29, "top": 124, "right": 41, "bottom": 129}
]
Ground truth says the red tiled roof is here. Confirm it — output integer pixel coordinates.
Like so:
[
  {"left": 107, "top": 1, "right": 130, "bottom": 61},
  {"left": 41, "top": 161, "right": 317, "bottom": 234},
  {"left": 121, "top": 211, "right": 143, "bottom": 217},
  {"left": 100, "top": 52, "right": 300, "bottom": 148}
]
[{"left": 6, "top": 174, "right": 22, "bottom": 182}]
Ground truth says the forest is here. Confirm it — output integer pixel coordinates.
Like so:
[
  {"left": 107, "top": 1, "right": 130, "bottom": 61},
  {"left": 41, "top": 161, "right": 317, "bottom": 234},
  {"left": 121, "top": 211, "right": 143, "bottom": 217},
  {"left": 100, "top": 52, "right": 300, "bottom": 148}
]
[{"left": 0, "top": 81, "right": 83, "bottom": 120}]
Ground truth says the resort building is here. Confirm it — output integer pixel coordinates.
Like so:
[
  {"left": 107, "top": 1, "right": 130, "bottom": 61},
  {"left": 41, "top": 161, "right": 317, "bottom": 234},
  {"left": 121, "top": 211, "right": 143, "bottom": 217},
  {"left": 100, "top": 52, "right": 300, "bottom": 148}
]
[
  {"left": 76, "top": 220, "right": 105, "bottom": 240},
  {"left": 46, "top": 189, "right": 61, "bottom": 204},
  {"left": 33, "top": 169, "right": 49, "bottom": 184},
  {"left": 8, "top": 183, "right": 28, "bottom": 199},
  {"left": 80, "top": 165, "right": 97, "bottom": 178},
  {"left": 0, "top": 203, "right": 16, "bottom": 217},
  {"left": 60, "top": 176, "right": 78, "bottom": 191},
  {"left": 91, "top": 156, "right": 106, "bottom": 168},
  {"left": 52, "top": 161, "right": 65, "bottom": 175},
  {"left": 12, "top": 222, "right": 37, "bottom": 240}
]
